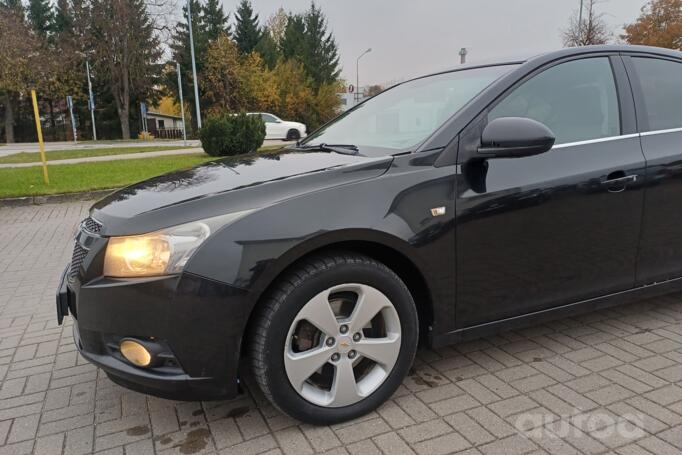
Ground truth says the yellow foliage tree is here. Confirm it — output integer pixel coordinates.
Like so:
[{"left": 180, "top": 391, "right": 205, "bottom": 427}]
[
  {"left": 202, "top": 35, "right": 341, "bottom": 130},
  {"left": 203, "top": 34, "right": 279, "bottom": 114}
]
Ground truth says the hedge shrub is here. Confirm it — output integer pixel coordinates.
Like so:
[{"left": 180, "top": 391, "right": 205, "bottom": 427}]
[{"left": 199, "top": 113, "right": 266, "bottom": 157}]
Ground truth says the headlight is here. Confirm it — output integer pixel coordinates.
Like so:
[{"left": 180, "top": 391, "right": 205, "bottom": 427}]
[{"left": 103, "top": 211, "right": 251, "bottom": 278}]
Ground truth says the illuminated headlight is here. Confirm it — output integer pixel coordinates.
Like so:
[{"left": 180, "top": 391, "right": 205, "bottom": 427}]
[{"left": 103, "top": 211, "right": 251, "bottom": 278}]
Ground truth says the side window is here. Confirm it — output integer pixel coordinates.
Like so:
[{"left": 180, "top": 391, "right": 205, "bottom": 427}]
[
  {"left": 261, "top": 113, "right": 277, "bottom": 123},
  {"left": 489, "top": 58, "right": 620, "bottom": 145},
  {"left": 632, "top": 57, "right": 682, "bottom": 132}
]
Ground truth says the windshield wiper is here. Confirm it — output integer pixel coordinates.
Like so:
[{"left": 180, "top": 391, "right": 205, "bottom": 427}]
[{"left": 296, "top": 143, "right": 360, "bottom": 155}]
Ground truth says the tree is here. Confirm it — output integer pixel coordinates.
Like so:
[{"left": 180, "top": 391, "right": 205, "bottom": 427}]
[
  {"left": 622, "top": 0, "right": 682, "bottom": 50},
  {"left": 255, "top": 30, "right": 280, "bottom": 69},
  {"left": 202, "top": 35, "right": 277, "bottom": 114},
  {"left": 203, "top": 0, "right": 230, "bottom": 41},
  {"left": 1, "top": 0, "right": 24, "bottom": 19},
  {"left": 234, "top": 0, "right": 261, "bottom": 55},
  {"left": 0, "top": 11, "right": 48, "bottom": 142},
  {"left": 301, "top": 2, "right": 340, "bottom": 87},
  {"left": 266, "top": 7, "right": 288, "bottom": 46},
  {"left": 562, "top": 0, "right": 611, "bottom": 47},
  {"left": 89, "top": 0, "right": 163, "bottom": 139},
  {"left": 27, "top": 0, "right": 54, "bottom": 37},
  {"left": 281, "top": 13, "right": 305, "bottom": 60},
  {"left": 53, "top": 0, "right": 72, "bottom": 36},
  {"left": 280, "top": 4, "right": 340, "bottom": 89},
  {"left": 365, "top": 85, "right": 384, "bottom": 97}
]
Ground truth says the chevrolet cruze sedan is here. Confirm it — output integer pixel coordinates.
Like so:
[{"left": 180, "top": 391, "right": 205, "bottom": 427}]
[{"left": 58, "top": 45, "right": 682, "bottom": 424}]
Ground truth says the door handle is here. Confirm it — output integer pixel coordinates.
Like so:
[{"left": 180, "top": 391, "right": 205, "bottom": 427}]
[{"left": 602, "top": 172, "right": 637, "bottom": 193}]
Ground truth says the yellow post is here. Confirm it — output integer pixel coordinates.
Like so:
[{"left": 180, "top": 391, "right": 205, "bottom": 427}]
[{"left": 30, "top": 90, "right": 50, "bottom": 185}]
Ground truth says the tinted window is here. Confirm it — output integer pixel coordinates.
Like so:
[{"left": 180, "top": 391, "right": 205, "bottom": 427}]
[
  {"left": 632, "top": 57, "right": 682, "bottom": 132},
  {"left": 261, "top": 113, "right": 277, "bottom": 123},
  {"left": 489, "top": 58, "right": 620, "bottom": 145}
]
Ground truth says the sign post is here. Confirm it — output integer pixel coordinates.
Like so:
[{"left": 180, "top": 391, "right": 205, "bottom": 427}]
[
  {"left": 86, "top": 61, "right": 97, "bottom": 141},
  {"left": 30, "top": 90, "right": 50, "bottom": 185},
  {"left": 140, "top": 102, "right": 148, "bottom": 133},
  {"left": 66, "top": 95, "right": 77, "bottom": 144}
]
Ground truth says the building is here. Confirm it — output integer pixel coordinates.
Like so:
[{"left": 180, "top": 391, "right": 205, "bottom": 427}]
[{"left": 145, "top": 111, "right": 185, "bottom": 139}]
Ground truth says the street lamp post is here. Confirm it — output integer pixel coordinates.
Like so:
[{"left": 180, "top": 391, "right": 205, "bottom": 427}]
[
  {"left": 356, "top": 48, "right": 372, "bottom": 104},
  {"left": 578, "top": 0, "right": 584, "bottom": 46},
  {"left": 187, "top": 0, "right": 202, "bottom": 129},
  {"left": 176, "top": 62, "right": 187, "bottom": 146}
]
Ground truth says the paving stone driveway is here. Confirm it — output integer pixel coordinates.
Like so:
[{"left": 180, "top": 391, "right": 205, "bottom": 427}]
[{"left": 1, "top": 201, "right": 682, "bottom": 455}]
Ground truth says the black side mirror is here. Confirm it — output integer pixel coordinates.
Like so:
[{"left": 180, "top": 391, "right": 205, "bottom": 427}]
[{"left": 478, "top": 117, "right": 555, "bottom": 159}]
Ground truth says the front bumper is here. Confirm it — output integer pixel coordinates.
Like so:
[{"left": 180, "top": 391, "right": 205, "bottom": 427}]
[{"left": 57, "top": 263, "right": 251, "bottom": 401}]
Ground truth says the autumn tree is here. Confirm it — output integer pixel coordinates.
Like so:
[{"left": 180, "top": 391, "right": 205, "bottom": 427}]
[
  {"left": 365, "top": 85, "right": 384, "bottom": 97},
  {"left": 562, "top": 0, "right": 611, "bottom": 47},
  {"left": 622, "top": 0, "right": 682, "bottom": 50},
  {"left": 0, "top": 12, "right": 37, "bottom": 142},
  {"left": 202, "top": 35, "right": 276, "bottom": 114},
  {"left": 89, "top": 0, "right": 162, "bottom": 139}
]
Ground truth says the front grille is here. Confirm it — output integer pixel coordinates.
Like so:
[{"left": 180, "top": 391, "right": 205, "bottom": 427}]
[
  {"left": 83, "top": 217, "right": 102, "bottom": 234},
  {"left": 69, "top": 241, "right": 87, "bottom": 281}
]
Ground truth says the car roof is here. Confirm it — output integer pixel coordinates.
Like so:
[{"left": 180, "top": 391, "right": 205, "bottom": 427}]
[{"left": 419, "top": 45, "right": 682, "bottom": 81}]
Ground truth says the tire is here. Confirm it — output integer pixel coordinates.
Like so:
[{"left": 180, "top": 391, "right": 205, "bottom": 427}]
[
  {"left": 249, "top": 253, "right": 418, "bottom": 425},
  {"left": 285, "top": 129, "right": 301, "bottom": 141}
]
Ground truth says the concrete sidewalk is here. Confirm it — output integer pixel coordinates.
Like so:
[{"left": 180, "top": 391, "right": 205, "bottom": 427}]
[
  {"left": 0, "top": 148, "right": 205, "bottom": 168},
  {"left": 0, "top": 140, "right": 201, "bottom": 157}
]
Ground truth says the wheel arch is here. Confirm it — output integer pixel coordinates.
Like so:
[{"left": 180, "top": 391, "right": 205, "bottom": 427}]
[{"left": 242, "top": 234, "right": 436, "bottom": 361}]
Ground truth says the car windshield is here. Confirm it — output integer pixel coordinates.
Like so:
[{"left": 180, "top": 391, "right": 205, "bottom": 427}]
[{"left": 301, "top": 64, "right": 517, "bottom": 156}]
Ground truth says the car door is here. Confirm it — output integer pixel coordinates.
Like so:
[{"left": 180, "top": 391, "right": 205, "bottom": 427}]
[
  {"left": 261, "top": 113, "right": 282, "bottom": 139},
  {"left": 623, "top": 55, "right": 682, "bottom": 285},
  {"left": 455, "top": 55, "right": 646, "bottom": 328}
]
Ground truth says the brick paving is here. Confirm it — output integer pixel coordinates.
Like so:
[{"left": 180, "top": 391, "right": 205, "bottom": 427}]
[{"left": 1, "top": 201, "right": 682, "bottom": 454}]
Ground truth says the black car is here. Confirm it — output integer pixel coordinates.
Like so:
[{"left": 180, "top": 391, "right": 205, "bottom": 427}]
[{"left": 57, "top": 45, "right": 682, "bottom": 424}]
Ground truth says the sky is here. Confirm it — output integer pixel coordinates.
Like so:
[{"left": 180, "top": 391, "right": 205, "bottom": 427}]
[{"left": 215, "top": 0, "right": 648, "bottom": 87}]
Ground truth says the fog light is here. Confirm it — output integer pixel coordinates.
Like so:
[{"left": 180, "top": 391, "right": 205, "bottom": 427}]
[{"left": 120, "top": 340, "right": 152, "bottom": 367}]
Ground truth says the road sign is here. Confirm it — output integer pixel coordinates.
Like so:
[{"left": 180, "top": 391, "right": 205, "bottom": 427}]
[{"left": 348, "top": 84, "right": 355, "bottom": 93}]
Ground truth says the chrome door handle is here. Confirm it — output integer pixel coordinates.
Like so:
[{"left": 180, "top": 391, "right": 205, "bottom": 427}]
[{"left": 602, "top": 173, "right": 637, "bottom": 193}]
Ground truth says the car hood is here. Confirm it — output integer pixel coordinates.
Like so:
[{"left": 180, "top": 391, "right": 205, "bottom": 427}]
[{"left": 91, "top": 150, "right": 393, "bottom": 236}]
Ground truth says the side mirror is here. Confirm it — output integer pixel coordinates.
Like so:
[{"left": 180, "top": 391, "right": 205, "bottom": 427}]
[{"left": 478, "top": 117, "right": 555, "bottom": 159}]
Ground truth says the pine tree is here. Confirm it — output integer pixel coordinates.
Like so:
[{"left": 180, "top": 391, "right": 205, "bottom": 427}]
[
  {"left": 255, "top": 30, "right": 280, "bottom": 69},
  {"left": 234, "top": 0, "right": 262, "bottom": 55},
  {"left": 53, "top": 0, "right": 73, "bottom": 36},
  {"left": 280, "top": 13, "right": 305, "bottom": 60},
  {"left": 302, "top": 2, "right": 340, "bottom": 88},
  {"left": 27, "top": 0, "right": 54, "bottom": 37},
  {"left": 203, "top": 0, "right": 230, "bottom": 41}
]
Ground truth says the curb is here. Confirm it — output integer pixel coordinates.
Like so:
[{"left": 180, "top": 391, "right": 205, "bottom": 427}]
[{"left": 0, "top": 188, "right": 119, "bottom": 208}]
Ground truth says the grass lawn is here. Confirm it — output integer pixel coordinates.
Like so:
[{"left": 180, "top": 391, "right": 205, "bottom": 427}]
[
  {"left": 0, "top": 154, "right": 216, "bottom": 198},
  {"left": 0, "top": 145, "right": 196, "bottom": 164},
  {"left": 0, "top": 145, "right": 286, "bottom": 198}
]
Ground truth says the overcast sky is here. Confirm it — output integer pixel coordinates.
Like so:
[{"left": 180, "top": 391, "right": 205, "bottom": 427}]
[{"left": 216, "top": 0, "right": 647, "bottom": 87}]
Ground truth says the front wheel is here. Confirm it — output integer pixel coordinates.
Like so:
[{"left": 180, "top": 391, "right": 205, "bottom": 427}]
[
  {"left": 285, "top": 129, "right": 301, "bottom": 141},
  {"left": 249, "top": 254, "right": 418, "bottom": 425}
]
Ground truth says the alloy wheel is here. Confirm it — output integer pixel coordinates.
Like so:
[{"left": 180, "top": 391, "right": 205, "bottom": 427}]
[{"left": 283, "top": 283, "right": 401, "bottom": 407}]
